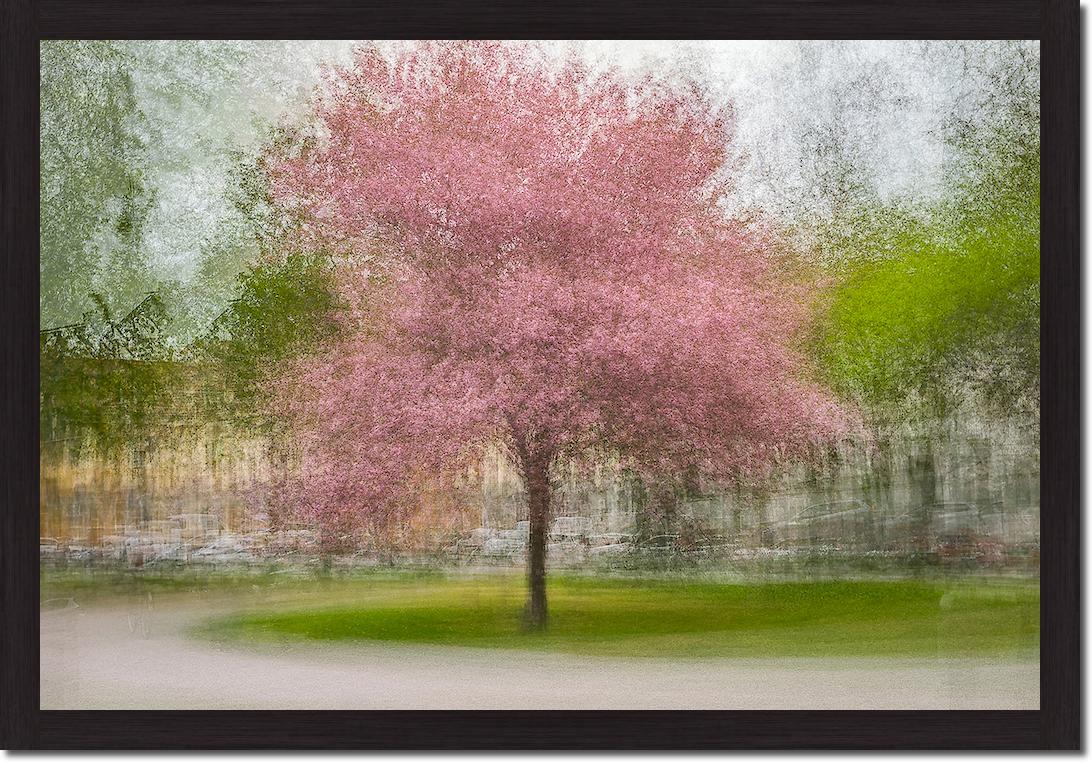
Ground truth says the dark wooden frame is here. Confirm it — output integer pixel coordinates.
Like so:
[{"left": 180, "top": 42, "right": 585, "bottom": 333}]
[{"left": 1, "top": 0, "right": 1077, "bottom": 749}]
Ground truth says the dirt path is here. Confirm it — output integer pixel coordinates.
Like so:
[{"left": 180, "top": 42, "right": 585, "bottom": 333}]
[{"left": 40, "top": 596, "right": 1038, "bottom": 710}]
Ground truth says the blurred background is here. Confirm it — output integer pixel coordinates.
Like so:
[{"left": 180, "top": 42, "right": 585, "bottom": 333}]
[{"left": 39, "top": 40, "right": 1039, "bottom": 579}]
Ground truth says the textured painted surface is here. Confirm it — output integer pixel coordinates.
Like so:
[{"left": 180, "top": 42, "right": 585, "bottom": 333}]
[{"left": 38, "top": 40, "right": 1040, "bottom": 553}]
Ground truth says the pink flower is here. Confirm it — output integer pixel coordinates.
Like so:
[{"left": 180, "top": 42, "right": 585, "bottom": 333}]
[{"left": 268, "top": 41, "right": 853, "bottom": 534}]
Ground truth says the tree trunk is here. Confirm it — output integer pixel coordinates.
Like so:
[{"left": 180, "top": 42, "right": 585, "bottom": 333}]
[{"left": 523, "top": 454, "right": 551, "bottom": 632}]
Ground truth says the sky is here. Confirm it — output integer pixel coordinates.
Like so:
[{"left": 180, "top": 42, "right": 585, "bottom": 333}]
[{"left": 39, "top": 40, "right": 1038, "bottom": 333}]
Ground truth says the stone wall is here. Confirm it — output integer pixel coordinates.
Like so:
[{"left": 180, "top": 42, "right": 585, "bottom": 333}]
[
  {"left": 40, "top": 411, "right": 1039, "bottom": 550},
  {"left": 39, "top": 425, "right": 272, "bottom": 544},
  {"left": 477, "top": 413, "right": 1040, "bottom": 546}
]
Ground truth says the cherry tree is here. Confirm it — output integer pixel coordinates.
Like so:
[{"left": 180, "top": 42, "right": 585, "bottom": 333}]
[{"left": 269, "top": 42, "right": 849, "bottom": 629}]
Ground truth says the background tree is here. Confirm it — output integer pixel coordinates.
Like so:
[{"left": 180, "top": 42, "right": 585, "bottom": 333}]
[
  {"left": 815, "top": 40, "right": 1039, "bottom": 421},
  {"left": 193, "top": 137, "right": 342, "bottom": 431},
  {"left": 810, "top": 41, "right": 1039, "bottom": 549},
  {"left": 269, "top": 42, "right": 849, "bottom": 629},
  {"left": 195, "top": 253, "right": 341, "bottom": 429},
  {"left": 40, "top": 42, "right": 158, "bottom": 329},
  {"left": 40, "top": 291, "right": 176, "bottom": 454}
]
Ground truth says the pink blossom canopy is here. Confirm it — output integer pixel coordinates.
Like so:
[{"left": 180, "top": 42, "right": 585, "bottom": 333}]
[{"left": 269, "top": 42, "right": 849, "bottom": 526}]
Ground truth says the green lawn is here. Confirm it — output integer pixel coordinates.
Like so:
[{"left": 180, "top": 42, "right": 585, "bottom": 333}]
[{"left": 201, "top": 576, "right": 1039, "bottom": 659}]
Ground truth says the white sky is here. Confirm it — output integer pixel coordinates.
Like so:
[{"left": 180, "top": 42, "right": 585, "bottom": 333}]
[{"left": 81, "top": 40, "right": 1039, "bottom": 284}]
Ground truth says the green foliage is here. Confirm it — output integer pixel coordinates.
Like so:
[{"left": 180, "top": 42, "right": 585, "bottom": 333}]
[
  {"left": 40, "top": 41, "right": 157, "bottom": 328},
  {"left": 195, "top": 253, "right": 341, "bottom": 426},
  {"left": 817, "top": 205, "right": 1039, "bottom": 418},
  {"left": 226, "top": 130, "right": 306, "bottom": 251},
  {"left": 814, "top": 42, "right": 1039, "bottom": 422},
  {"left": 39, "top": 292, "right": 181, "bottom": 452}
]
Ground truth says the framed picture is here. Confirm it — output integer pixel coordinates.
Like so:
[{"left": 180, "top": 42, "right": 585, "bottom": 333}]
[{"left": 1, "top": 0, "right": 1077, "bottom": 750}]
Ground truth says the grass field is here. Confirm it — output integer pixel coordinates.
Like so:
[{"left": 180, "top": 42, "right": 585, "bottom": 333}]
[{"left": 198, "top": 575, "right": 1039, "bottom": 659}]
